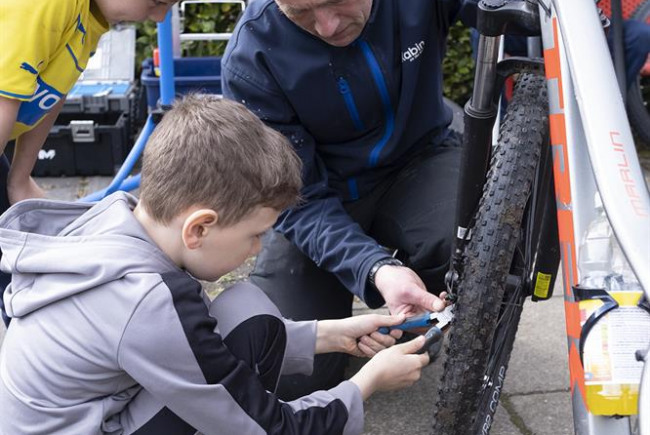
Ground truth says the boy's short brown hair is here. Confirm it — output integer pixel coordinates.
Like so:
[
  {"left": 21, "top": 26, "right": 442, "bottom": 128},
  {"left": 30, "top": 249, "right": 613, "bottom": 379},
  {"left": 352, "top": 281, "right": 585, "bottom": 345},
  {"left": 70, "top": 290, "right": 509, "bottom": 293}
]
[{"left": 139, "top": 95, "right": 302, "bottom": 226}]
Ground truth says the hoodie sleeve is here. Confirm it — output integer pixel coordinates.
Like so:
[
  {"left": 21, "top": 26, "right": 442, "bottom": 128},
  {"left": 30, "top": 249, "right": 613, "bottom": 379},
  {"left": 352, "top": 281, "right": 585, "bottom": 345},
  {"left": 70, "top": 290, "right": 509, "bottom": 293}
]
[
  {"left": 117, "top": 276, "right": 364, "bottom": 435},
  {"left": 222, "top": 55, "right": 389, "bottom": 308}
]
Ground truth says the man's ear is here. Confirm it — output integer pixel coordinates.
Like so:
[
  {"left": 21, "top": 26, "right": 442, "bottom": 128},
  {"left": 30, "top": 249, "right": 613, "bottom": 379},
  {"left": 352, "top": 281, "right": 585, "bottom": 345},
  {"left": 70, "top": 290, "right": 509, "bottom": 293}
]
[{"left": 181, "top": 209, "right": 219, "bottom": 250}]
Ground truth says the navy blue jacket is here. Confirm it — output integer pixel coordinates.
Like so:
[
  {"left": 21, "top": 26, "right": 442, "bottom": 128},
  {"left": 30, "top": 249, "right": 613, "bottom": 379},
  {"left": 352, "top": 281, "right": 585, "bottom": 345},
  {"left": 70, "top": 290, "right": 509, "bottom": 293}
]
[{"left": 222, "top": 0, "right": 477, "bottom": 306}]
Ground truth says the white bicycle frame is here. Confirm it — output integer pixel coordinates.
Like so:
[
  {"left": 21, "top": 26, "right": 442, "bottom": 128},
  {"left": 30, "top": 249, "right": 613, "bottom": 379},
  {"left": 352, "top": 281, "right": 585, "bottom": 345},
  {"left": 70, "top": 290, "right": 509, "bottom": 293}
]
[{"left": 537, "top": 0, "right": 650, "bottom": 433}]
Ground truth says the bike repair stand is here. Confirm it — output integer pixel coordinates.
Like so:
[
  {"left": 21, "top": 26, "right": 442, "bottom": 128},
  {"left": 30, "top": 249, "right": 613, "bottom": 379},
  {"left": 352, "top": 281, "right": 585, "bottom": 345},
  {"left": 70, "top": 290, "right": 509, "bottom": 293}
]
[{"left": 81, "top": 11, "right": 177, "bottom": 201}]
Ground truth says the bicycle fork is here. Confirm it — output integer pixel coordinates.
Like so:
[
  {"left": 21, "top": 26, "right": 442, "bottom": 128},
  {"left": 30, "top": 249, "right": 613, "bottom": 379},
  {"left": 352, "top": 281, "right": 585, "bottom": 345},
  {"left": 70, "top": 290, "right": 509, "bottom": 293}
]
[{"left": 446, "top": 0, "right": 559, "bottom": 300}]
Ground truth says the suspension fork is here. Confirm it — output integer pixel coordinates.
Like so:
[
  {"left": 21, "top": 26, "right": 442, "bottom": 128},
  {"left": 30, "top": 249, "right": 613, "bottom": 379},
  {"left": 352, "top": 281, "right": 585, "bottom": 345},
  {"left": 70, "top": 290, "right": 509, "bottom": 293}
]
[{"left": 446, "top": 0, "right": 543, "bottom": 298}]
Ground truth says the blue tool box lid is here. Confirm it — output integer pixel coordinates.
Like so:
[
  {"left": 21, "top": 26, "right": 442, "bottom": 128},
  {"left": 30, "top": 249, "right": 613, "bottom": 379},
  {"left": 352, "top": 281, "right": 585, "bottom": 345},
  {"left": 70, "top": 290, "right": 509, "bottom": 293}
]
[{"left": 68, "top": 82, "right": 132, "bottom": 97}]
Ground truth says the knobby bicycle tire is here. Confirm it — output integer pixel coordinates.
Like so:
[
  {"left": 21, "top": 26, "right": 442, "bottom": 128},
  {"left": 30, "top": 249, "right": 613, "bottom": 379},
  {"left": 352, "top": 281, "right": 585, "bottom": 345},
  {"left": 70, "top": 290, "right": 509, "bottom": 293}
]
[
  {"left": 432, "top": 74, "right": 548, "bottom": 435},
  {"left": 627, "top": 0, "right": 650, "bottom": 148}
]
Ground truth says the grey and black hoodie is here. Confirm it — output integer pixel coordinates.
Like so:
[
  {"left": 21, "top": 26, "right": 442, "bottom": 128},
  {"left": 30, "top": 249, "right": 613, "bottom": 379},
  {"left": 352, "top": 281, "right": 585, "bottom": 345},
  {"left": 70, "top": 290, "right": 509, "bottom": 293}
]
[{"left": 0, "top": 192, "right": 363, "bottom": 434}]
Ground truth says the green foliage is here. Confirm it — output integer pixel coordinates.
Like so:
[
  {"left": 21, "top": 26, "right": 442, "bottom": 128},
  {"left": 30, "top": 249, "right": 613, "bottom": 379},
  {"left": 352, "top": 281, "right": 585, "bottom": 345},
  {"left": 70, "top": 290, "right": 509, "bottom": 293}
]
[
  {"left": 443, "top": 22, "right": 476, "bottom": 106},
  {"left": 134, "top": 1, "right": 243, "bottom": 71},
  {"left": 135, "top": 21, "right": 158, "bottom": 71}
]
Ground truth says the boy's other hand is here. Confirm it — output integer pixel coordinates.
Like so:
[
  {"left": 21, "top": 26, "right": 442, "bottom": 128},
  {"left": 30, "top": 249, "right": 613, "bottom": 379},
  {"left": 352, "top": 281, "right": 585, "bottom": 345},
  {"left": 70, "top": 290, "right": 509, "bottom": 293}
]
[
  {"left": 350, "top": 335, "right": 429, "bottom": 400},
  {"left": 374, "top": 265, "right": 449, "bottom": 316},
  {"left": 315, "top": 314, "right": 405, "bottom": 357}
]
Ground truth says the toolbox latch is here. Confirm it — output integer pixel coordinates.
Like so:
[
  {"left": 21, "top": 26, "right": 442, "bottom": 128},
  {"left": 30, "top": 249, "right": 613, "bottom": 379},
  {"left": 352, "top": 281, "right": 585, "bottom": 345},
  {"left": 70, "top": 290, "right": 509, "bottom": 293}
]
[
  {"left": 82, "top": 91, "right": 111, "bottom": 113},
  {"left": 70, "top": 120, "right": 96, "bottom": 143}
]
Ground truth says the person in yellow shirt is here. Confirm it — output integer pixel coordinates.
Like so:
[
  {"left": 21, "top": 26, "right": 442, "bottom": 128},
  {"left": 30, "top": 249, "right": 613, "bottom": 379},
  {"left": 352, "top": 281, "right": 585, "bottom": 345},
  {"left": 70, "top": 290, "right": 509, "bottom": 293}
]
[{"left": 0, "top": 0, "right": 177, "bottom": 206}]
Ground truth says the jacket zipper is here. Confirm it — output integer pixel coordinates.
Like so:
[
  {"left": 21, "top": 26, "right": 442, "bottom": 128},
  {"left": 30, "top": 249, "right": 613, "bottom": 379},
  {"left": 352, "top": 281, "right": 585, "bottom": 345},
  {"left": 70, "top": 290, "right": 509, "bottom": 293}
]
[
  {"left": 358, "top": 39, "right": 395, "bottom": 168},
  {"left": 337, "top": 77, "right": 365, "bottom": 131}
]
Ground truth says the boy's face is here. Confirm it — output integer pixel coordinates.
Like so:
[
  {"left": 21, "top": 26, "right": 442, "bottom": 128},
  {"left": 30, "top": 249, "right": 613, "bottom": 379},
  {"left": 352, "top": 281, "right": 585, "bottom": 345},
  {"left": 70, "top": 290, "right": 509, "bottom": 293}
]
[
  {"left": 275, "top": 0, "right": 372, "bottom": 47},
  {"left": 93, "top": 0, "right": 178, "bottom": 24},
  {"left": 187, "top": 206, "right": 279, "bottom": 282}
]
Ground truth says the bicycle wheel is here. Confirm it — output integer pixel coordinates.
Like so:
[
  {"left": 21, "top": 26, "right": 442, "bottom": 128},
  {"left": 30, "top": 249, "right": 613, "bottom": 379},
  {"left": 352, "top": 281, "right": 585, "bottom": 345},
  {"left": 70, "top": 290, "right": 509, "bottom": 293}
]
[
  {"left": 432, "top": 73, "right": 548, "bottom": 435},
  {"left": 627, "top": 0, "right": 650, "bottom": 148}
]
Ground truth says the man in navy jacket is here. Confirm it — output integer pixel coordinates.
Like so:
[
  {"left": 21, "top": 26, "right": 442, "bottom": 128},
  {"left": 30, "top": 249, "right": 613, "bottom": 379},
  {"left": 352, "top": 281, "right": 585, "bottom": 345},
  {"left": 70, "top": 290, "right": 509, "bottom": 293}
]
[{"left": 222, "top": 0, "right": 477, "bottom": 399}]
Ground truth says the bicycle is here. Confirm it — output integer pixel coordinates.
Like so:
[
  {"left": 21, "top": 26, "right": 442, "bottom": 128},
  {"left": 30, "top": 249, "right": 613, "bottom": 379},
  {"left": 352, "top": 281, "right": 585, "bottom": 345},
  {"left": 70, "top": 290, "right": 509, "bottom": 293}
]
[{"left": 432, "top": 1, "right": 650, "bottom": 434}]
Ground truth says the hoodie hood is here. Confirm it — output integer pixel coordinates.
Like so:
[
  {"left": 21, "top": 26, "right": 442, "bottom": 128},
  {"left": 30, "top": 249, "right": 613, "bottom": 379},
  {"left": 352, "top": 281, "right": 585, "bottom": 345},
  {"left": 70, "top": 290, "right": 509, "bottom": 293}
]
[{"left": 0, "top": 192, "right": 179, "bottom": 318}]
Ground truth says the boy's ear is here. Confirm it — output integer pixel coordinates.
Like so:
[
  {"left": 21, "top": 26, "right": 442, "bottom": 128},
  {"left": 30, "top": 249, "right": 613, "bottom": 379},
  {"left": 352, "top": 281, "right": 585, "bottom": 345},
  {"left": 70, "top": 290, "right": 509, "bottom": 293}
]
[{"left": 181, "top": 209, "right": 219, "bottom": 250}]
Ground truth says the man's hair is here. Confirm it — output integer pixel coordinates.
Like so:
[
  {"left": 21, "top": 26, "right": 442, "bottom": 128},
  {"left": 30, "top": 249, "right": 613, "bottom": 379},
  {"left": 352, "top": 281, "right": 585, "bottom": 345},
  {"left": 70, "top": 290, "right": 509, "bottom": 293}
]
[{"left": 139, "top": 94, "right": 302, "bottom": 226}]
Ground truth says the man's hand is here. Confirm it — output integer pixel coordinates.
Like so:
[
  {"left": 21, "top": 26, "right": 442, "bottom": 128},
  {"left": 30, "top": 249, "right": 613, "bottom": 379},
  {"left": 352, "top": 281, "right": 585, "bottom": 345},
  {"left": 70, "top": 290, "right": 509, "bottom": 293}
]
[
  {"left": 315, "top": 313, "right": 405, "bottom": 357},
  {"left": 374, "top": 265, "right": 448, "bottom": 316}
]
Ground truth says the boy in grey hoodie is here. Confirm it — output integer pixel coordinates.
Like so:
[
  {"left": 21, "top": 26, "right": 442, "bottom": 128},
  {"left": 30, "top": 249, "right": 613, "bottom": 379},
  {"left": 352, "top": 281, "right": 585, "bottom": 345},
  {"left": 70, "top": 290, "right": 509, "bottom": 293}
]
[{"left": 0, "top": 95, "right": 430, "bottom": 434}]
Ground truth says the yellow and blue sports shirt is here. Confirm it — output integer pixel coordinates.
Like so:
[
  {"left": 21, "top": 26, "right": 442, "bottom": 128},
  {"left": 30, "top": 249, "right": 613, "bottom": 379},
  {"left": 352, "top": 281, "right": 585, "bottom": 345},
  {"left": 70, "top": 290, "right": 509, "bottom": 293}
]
[{"left": 0, "top": 0, "right": 109, "bottom": 140}]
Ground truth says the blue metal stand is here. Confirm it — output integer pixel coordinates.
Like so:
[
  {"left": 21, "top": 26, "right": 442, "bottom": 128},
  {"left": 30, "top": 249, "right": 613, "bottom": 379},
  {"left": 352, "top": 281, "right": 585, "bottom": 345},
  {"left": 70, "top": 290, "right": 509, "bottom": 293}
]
[{"left": 81, "top": 12, "right": 176, "bottom": 202}]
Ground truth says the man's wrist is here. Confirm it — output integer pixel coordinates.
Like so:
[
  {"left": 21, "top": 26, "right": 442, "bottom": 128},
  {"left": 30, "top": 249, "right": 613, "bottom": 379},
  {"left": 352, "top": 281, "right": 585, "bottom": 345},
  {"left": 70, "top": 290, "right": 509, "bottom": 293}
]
[{"left": 368, "top": 258, "right": 403, "bottom": 289}]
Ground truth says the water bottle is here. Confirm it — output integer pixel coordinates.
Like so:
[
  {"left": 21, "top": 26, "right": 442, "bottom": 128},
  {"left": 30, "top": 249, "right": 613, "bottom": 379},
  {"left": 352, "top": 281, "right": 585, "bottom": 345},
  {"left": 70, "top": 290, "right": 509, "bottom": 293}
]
[
  {"left": 578, "top": 193, "right": 643, "bottom": 291},
  {"left": 607, "top": 239, "right": 643, "bottom": 291},
  {"left": 578, "top": 194, "right": 613, "bottom": 289},
  {"left": 578, "top": 194, "right": 650, "bottom": 416}
]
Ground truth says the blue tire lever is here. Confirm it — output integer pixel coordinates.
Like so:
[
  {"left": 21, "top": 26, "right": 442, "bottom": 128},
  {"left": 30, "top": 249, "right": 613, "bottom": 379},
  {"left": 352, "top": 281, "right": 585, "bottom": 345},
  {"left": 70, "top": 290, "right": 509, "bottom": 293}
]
[{"left": 378, "top": 312, "right": 435, "bottom": 334}]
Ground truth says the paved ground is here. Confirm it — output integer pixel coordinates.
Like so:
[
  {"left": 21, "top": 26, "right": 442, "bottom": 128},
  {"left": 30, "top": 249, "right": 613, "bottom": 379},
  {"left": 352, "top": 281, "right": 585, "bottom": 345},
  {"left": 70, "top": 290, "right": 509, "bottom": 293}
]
[{"left": 0, "top": 151, "right": 648, "bottom": 434}]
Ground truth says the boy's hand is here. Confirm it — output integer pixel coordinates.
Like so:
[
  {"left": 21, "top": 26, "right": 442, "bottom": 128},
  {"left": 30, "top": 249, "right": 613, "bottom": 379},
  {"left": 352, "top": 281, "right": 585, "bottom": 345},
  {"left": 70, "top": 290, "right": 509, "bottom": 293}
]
[
  {"left": 374, "top": 265, "right": 449, "bottom": 316},
  {"left": 350, "top": 335, "right": 430, "bottom": 400},
  {"left": 315, "top": 314, "right": 405, "bottom": 357}
]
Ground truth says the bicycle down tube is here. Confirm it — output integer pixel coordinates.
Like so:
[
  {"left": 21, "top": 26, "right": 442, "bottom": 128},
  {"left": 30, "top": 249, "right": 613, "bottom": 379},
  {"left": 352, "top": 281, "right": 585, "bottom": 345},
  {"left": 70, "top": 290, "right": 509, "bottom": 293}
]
[{"left": 539, "top": 0, "right": 650, "bottom": 434}]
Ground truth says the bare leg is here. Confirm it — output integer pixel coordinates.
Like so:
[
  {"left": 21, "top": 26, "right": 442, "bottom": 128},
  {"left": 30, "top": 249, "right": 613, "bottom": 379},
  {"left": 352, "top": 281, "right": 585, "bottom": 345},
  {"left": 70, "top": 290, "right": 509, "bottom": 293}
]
[{"left": 7, "top": 98, "right": 65, "bottom": 204}]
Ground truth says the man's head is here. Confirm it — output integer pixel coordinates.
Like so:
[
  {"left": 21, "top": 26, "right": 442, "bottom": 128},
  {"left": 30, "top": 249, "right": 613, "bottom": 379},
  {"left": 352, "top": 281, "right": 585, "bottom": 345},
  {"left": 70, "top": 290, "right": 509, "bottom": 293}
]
[
  {"left": 138, "top": 95, "right": 302, "bottom": 280},
  {"left": 275, "top": 0, "right": 372, "bottom": 47},
  {"left": 92, "top": 0, "right": 178, "bottom": 24}
]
